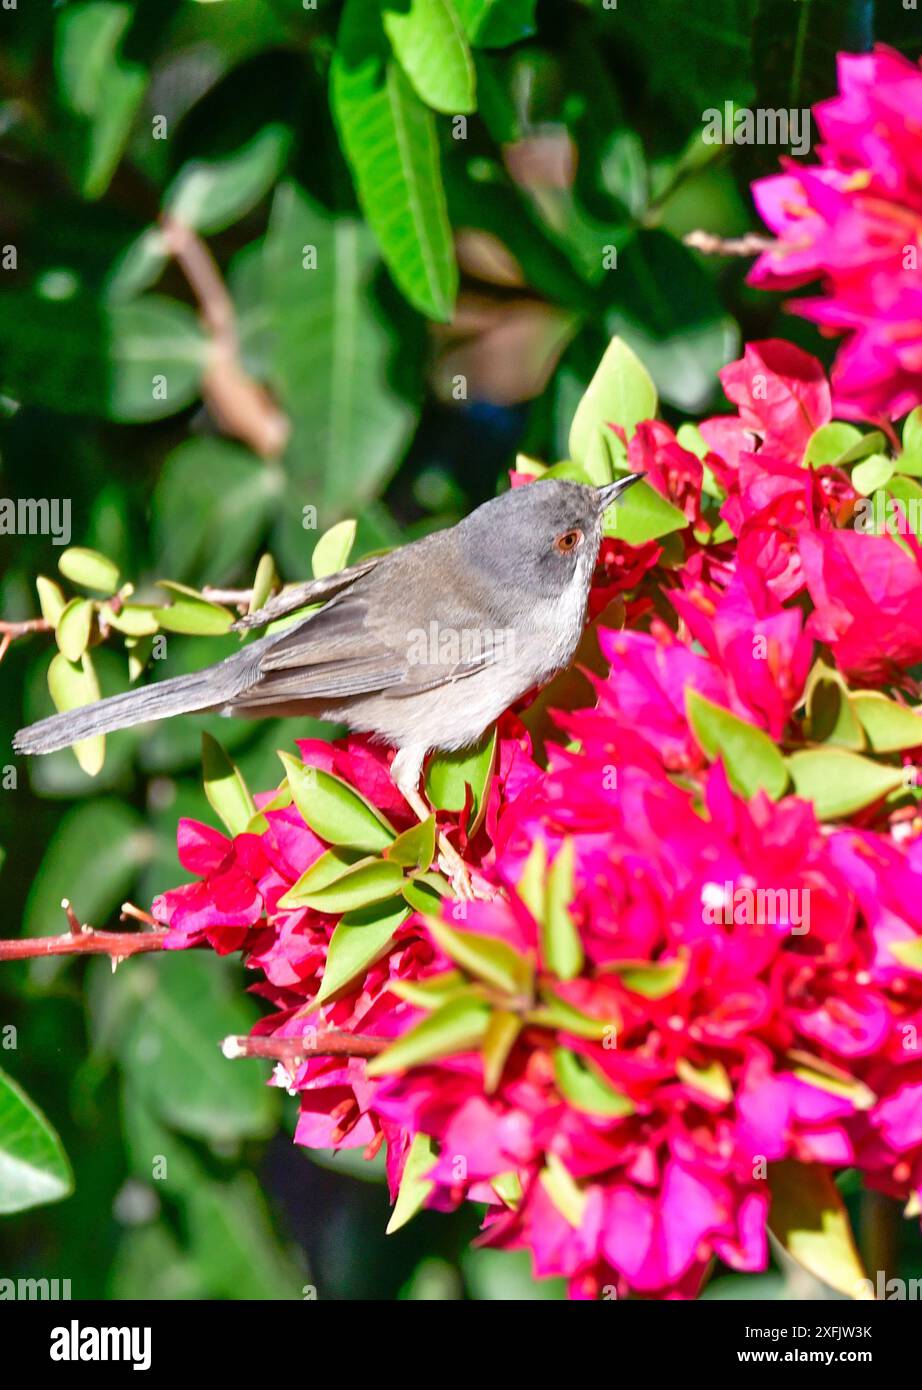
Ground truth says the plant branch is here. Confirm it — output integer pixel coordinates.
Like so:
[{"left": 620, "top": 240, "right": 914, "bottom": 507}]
[
  {"left": 159, "top": 213, "right": 290, "bottom": 460},
  {"left": 221, "top": 1032, "right": 389, "bottom": 1062},
  {"left": 0, "top": 900, "right": 169, "bottom": 962},
  {"left": 0, "top": 615, "right": 52, "bottom": 665},
  {"left": 683, "top": 230, "right": 776, "bottom": 258}
]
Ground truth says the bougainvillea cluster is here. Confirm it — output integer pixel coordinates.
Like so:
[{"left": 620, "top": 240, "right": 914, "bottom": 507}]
[
  {"left": 750, "top": 46, "right": 922, "bottom": 422},
  {"left": 152, "top": 49, "right": 922, "bottom": 1298}
]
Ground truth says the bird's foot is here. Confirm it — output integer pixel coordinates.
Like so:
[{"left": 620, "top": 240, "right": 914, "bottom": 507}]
[{"left": 437, "top": 841, "right": 491, "bottom": 903}]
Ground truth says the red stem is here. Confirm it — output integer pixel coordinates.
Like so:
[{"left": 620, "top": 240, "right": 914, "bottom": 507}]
[{"left": 222, "top": 1032, "right": 388, "bottom": 1061}]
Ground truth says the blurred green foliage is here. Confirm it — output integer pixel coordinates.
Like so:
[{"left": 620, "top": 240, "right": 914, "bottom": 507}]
[{"left": 0, "top": 0, "right": 919, "bottom": 1300}]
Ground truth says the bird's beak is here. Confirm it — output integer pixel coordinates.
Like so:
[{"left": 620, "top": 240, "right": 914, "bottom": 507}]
[{"left": 596, "top": 473, "right": 645, "bottom": 512}]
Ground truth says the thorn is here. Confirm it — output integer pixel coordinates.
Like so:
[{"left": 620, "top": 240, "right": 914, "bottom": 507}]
[
  {"left": 61, "top": 899, "right": 82, "bottom": 935},
  {"left": 110, "top": 955, "right": 122, "bottom": 974}
]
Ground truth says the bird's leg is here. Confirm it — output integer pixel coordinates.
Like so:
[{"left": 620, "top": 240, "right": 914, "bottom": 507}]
[{"left": 390, "top": 748, "right": 477, "bottom": 903}]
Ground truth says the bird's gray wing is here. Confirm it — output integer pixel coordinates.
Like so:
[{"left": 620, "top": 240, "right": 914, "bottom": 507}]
[
  {"left": 234, "top": 590, "right": 501, "bottom": 706},
  {"left": 232, "top": 556, "right": 384, "bottom": 632}
]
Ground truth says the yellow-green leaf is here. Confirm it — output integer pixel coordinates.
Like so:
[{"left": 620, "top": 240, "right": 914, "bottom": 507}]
[
  {"left": 58, "top": 546, "right": 120, "bottom": 594},
  {"left": 386, "top": 1132, "right": 436, "bottom": 1234},
  {"left": 687, "top": 689, "right": 789, "bottom": 800},
  {"left": 202, "top": 732, "right": 257, "bottom": 837},
  {"left": 768, "top": 1161, "right": 869, "bottom": 1299},
  {"left": 311, "top": 520, "right": 357, "bottom": 579},
  {"left": 316, "top": 898, "right": 410, "bottom": 1005},
  {"left": 482, "top": 1010, "right": 520, "bottom": 1093},
  {"left": 55, "top": 597, "right": 94, "bottom": 662},
  {"left": 787, "top": 748, "right": 907, "bottom": 820},
  {"left": 366, "top": 994, "right": 491, "bottom": 1076},
  {"left": 279, "top": 751, "right": 396, "bottom": 851},
  {"left": 47, "top": 650, "right": 104, "bottom": 775},
  {"left": 427, "top": 918, "right": 532, "bottom": 996},
  {"left": 553, "top": 1047, "right": 634, "bottom": 1117}
]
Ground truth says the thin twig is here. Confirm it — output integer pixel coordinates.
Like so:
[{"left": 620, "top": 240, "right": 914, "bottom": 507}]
[
  {"left": 159, "top": 214, "right": 290, "bottom": 460},
  {"left": 0, "top": 898, "right": 169, "bottom": 962},
  {"left": 683, "top": 230, "right": 776, "bottom": 258},
  {"left": 0, "top": 615, "right": 52, "bottom": 664},
  {"left": 201, "top": 586, "right": 255, "bottom": 610},
  {"left": 221, "top": 1032, "right": 389, "bottom": 1062}
]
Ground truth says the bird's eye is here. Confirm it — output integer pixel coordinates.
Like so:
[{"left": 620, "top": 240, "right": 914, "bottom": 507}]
[{"left": 554, "top": 529, "right": 582, "bottom": 554}]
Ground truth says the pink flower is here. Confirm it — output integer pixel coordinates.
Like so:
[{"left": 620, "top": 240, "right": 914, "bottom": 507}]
[
  {"left": 749, "top": 48, "right": 922, "bottom": 421},
  {"left": 799, "top": 527, "right": 922, "bottom": 681}
]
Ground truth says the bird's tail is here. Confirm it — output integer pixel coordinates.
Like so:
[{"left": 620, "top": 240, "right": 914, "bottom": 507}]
[{"left": 13, "top": 666, "right": 234, "bottom": 756}]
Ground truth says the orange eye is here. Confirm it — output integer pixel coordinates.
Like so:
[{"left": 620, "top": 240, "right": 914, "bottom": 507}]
[{"left": 555, "top": 529, "right": 582, "bottom": 554}]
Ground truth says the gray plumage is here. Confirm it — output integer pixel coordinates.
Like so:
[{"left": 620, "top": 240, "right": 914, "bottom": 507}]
[{"left": 13, "top": 477, "right": 642, "bottom": 807}]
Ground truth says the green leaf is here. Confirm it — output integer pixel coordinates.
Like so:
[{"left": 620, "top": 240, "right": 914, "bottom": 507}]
[
  {"left": 385, "top": 816, "right": 437, "bottom": 870},
  {"left": 116, "top": 952, "right": 276, "bottom": 1143},
  {"left": 753, "top": 0, "right": 871, "bottom": 116},
  {"left": 455, "top": 0, "right": 537, "bottom": 46},
  {"left": 58, "top": 546, "right": 120, "bottom": 593},
  {"left": 389, "top": 968, "right": 470, "bottom": 1009},
  {"left": 249, "top": 554, "right": 279, "bottom": 616},
  {"left": 99, "top": 602, "right": 161, "bottom": 638},
  {"left": 851, "top": 692, "right": 922, "bottom": 753},
  {"left": 787, "top": 748, "right": 908, "bottom": 820},
  {"left": 604, "top": 230, "right": 740, "bottom": 415},
  {"left": 202, "top": 733, "right": 257, "bottom": 837},
  {"left": 425, "top": 725, "right": 497, "bottom": 824},
  {"left": 899, "top": 407, "right": 922, "bottom": 475},
  {"left": 803, "top": 660, "right": 865, "bottom": 750},
  {"left": 47, "top": 651, "right": 105, "bottom": 776},
  {"left": 607, "top": 956, "right": 688, "bottom": 999},
  {"left": 55, "top": 597, "right": 94, "bottom": 662},
  {"left": 254, "top": 182, "right": 417, "bottom": 523},
  {"left": 281, "top": 856, "right": 405, "bottom": 914},
  {"left": 482, "top": 1010, "right": 521, "bottom": 1093},
  {"left": 0, "top": 1069, "right": 74, "bottom": 1214},
  {"left": 24, "top": 798, "right": 149, "bottom": 941},
  {"left": 890, "top": 939, "right": 922, "bottom": 974},
  {"left": 427, "top": 918, "right": 532, "bottom": 995},
  {"left": 152, "top": 439, "right": 281, "bottom": 586},
  {"left": 109, "top": 296, "right": 206, "bottom": 422},
  {"left": 279, "top": 751, "right": 396, "bottom": 851},
  {"left": 804, "top": 422, "right": 863, "bottom": 468},
  {"left": 184, "top": 1172, "right": 306, "bottom": 1299},
  {"left": 553, "top": 1047, "right": 634, "bottom": 1118},
  {"left": 383, "top": 0, "right": 476, "bottom": 115},
  {"left": 526, "top": 984, "right": 612, "bottom": 1040},
  {"left": 675, "top": 1057, "right": 733, "bottom": 1103},
  {"left": 36, "top": 576, "right": 67, "bottom": 626},
  {"left": 386, "top": 1133, "right": 437, "bottom": 1233},
  {"left": 366, "top": 994, "right": 491, "bottom": 1075},
  {"left": 311, "top": 520, "right": 357, "bottom": 579},
  {"left": 768, "top": 1160, "right": 868, "bottom": 1299},
  {"left": 401, "top": 875, "right": 448, "bottom": 914},
  {"left": 602, "top": 478, "right": 689, "bottom": 546},
  {"left": 686, "top": 689, "right": 789, "bottom": 800},
  {"left": 153, "top": 581, "right": 234, "bottom": 636},
  {"left": 569, "top": 337, "right": 657, "bottom": 474},
  {"left": 538, "top": 1152, "right": 586, "bottom": 1228},
  {"left": 851, "top": 453, "right": 895, "bottom": 497},
  {"left": 516, "top": 839, "right": 546, "bottom": 924},
  {"left": 542, "top": 839, "right": 584, "bottom": 981},
  {"left": 164, "top": 124, "right": 291, "bottom": 234},
  {"left": 316, "top": 898, "right": 411, "bottom": 1005},
  {"left": 55, "top": 1, "right": 146, "bottom": 200},
  {"left": 331, "top": 0, "right": 458, "bottom": 321},
  {"left": 278, "top": 847, "right": 365, "bottom": 903}
]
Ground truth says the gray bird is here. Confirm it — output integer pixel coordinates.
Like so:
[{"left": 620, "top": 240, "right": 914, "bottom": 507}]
[{"left": 14, "top": 476, "right": 642, "bottom": 892}]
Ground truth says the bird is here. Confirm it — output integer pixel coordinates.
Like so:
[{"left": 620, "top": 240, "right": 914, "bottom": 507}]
[{"left": 14, "top": 475, "right": 643, "bottom": 895}]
